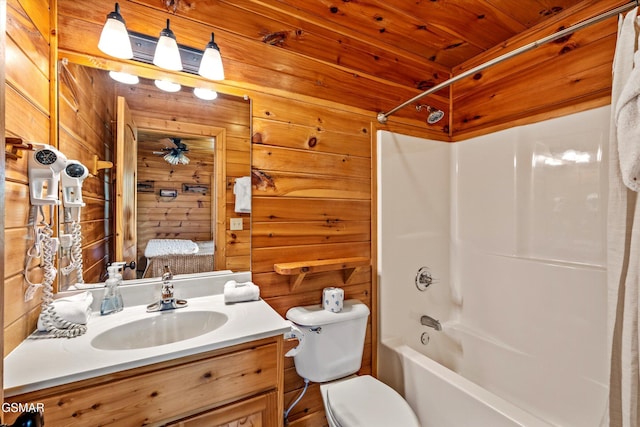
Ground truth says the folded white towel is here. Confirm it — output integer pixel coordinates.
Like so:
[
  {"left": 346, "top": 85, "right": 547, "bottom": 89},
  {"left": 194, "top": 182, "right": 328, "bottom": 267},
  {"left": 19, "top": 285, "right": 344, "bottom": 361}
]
[
  {"left": 233, "top": 176, "right": 252, "bottom": 213},
  {"left": 224, "top": 280, "right": 260, "bottom": 303},
  {"left": 37, "top": 291, "right": 93, "bottom": 331}
]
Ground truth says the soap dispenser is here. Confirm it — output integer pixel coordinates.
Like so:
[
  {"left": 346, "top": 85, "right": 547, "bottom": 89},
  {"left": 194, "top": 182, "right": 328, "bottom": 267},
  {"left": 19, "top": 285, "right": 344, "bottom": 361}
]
[{"left": 100, "top": 263, "right": 124, "bottom": 315}]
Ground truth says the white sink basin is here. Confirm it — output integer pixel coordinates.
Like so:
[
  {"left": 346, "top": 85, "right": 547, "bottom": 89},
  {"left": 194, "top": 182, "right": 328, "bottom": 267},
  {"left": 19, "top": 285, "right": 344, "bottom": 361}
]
[{"left": 91, "top": 310, "right": 228, "bottom": 350}]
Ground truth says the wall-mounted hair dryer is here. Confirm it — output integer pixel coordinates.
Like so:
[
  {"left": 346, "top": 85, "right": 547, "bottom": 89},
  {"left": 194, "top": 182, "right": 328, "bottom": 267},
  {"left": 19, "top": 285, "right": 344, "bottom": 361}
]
[
  {"left": 59, "top": 160, "right": 90, "bottom": 289},
  {"left": 28, "top": 144, "right": 68, "bottom": 205},
  {"left": 61, "top": 160, "right": 89, "bottom": 219}
]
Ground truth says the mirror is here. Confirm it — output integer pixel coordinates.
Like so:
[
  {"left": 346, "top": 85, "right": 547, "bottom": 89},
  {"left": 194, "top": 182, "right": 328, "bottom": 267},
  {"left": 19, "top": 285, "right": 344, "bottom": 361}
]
[{"left": 57, "top": 61, "right": 251, "bottom": 288}]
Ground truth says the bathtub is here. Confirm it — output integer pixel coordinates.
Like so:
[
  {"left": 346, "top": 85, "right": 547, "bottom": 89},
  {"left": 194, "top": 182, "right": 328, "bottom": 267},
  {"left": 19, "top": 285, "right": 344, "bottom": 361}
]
[{"left": 379, "top": 337, "right": 554, "bottom": 427}]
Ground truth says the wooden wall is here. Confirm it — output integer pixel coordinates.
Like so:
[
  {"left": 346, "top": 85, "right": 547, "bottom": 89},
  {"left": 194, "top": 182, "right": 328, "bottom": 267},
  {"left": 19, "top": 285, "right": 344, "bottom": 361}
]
[
  {"left": 3, "top": 0, "right": 624, "bottom": 425},
  {"left": 252, "top": 95, "right": 373, "bottom": 426},
  {"left": 0, "top": 0, "right": 7, "bottom": 414},
  {"left": 58, "top": 61, "right": 114, "bottom": 287},
  {"left": 450, "top": 0, "right": 622, "bottom": 139},
  {"left": 4, "top": 0, "right": 53, "bottom": 356}
]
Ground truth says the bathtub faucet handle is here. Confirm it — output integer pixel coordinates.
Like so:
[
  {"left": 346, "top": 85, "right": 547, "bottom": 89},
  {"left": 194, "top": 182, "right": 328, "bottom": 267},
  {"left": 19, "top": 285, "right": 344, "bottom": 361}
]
[
  {"left": 415, "top": 267, "right": 436, "bottom": 291},
  {"left": 420, "top": 315, "right": 442, "bottom": 331}
]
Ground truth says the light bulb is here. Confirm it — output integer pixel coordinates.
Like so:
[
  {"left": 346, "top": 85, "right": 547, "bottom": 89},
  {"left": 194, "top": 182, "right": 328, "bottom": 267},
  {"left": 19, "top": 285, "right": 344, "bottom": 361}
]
[
  {"left": 98, "top": 3, "right": 133, "bottom": 59},
  {"left": 193, "top": 87, "right": 218, "bottom": 100},
  {"left": 153, "top": 19, "right": 182, "bottom": 71},
  {"left": 154, "top": 80, "right": 181, "bottom": 92},
  {"left": 198, "top": 33, "right": 225, "bottom": 80},
  {"left": 108, "top": 71, "right": 139, "bottom": 84}
]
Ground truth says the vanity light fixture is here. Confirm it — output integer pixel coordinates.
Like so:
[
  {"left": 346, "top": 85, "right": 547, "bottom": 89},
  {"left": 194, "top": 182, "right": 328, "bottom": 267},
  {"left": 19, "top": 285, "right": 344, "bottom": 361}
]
[
  {"left": 98, "top": 4, "right": 225, "bottom": 80},
  {"left": 98, "top": 3, "right": 133, "bottom": 59},
  {"left": 108, "top": 71, "right": 139, "bottom": 85},
  {"left": 154, "top": 79, "right": 182, "bottom": 92},
  {"left": 153, "top": 19, "right": 183, "bottom": 71},
  {"left": 193, "top": 87, "right": 218, "bottom": 100},
  {"left": 198, "top": 33, "right": 225, "bottom": 81}
]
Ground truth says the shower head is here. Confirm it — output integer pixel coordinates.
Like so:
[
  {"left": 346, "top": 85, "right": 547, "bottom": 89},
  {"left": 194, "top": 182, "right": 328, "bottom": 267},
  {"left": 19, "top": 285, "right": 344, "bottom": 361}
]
[
  {"left": 427, "top": 109, "right": 445, "bottom": 124},
  {"left": 416, "top": 104, "right": 445, "bottom": 125}
]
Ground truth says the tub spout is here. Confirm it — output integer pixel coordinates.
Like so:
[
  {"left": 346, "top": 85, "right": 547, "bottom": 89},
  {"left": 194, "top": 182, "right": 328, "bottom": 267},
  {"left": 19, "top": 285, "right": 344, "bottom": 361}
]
[{"left": 421, "top": 315, "right": 442, "bottom": 331}]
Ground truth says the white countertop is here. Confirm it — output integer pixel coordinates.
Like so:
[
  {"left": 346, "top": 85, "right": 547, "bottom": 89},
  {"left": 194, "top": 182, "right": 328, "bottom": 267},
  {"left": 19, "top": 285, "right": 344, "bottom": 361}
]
[{"left": 4, "top": 290, "right": 290, "bottom": 397}]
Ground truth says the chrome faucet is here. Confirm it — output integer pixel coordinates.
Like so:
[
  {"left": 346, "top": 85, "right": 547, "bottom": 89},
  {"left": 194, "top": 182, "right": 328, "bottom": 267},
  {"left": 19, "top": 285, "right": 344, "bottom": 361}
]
[
  {"left": 161, "top": 266, "right": 174, "bottom": 300},
  {"left": 420, "top": 314, "right": 442, "bottom": 331},
  {"left": 146, "top": 265, "right": 188, "bottom": 312}
]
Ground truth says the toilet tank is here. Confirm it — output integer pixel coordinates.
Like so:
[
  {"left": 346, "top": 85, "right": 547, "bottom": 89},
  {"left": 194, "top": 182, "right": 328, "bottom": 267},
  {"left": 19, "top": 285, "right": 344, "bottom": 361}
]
[{"left": 286, "top": 299, "right": 370, "bottom": 382}]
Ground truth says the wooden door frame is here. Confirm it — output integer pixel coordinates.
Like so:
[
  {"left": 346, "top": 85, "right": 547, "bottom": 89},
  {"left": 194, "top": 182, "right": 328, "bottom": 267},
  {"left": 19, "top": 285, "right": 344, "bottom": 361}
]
[
  {"left": 129, "top": 116, "right": 227, "bottom": 271},
  {"left": 115, "top": 97, "right": 138, "bottom": 279}
]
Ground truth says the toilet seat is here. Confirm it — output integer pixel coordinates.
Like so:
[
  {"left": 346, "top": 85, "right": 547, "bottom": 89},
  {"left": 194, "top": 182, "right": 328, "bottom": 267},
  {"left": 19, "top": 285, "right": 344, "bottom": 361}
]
[{"left": 323, "top": 375, "right": 420, "bottom": 427}]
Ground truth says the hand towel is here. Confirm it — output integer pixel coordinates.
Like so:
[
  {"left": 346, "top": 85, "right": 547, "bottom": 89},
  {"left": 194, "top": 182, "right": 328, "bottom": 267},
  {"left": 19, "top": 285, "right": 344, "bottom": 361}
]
[
  {"left": 233, "top": 176, "right": 252, "bottom": 213},
  {"left": 224, "top": 280, "right": 260, "bottom": 303},
  {"left": 37, "top": 291, "right": 93, "bottom": 331}
]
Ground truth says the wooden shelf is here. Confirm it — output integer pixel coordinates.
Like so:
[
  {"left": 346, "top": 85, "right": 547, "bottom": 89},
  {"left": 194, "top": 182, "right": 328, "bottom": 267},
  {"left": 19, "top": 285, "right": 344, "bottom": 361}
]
[{"left": 274, "top": 256, "right": 370, "bottom": 291}]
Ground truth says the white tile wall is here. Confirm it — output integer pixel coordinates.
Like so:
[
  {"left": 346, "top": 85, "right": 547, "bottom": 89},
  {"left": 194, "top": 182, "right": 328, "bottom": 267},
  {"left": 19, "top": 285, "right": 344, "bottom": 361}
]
[
  {"left": 377, "top": 132, "right": 452, "bottom": 348},
  {"left": 377, "top": 105, "right": 610, "bottom": 426}
]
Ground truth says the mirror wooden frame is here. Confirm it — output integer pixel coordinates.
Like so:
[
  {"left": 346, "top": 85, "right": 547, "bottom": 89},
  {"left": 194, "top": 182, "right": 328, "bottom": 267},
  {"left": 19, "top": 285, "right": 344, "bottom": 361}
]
[{"left": 132, "top": 118, "right": 228, "bottom": 272}]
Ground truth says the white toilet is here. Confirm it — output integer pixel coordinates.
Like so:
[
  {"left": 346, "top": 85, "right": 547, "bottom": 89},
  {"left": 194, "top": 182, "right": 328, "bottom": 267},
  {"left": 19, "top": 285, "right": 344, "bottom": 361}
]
[{"left": 286, "top": 299, "right": 420, "bottom": 427}]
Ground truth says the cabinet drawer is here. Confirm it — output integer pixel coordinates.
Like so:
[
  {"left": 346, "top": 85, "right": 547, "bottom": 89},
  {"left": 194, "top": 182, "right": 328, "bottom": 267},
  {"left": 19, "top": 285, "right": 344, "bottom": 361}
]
[
  {"left": 7, "top": 342, "right": 278, "bottom": 427},
  {"left": 166, "top": 391, "right": 278, "bottom": 427}
]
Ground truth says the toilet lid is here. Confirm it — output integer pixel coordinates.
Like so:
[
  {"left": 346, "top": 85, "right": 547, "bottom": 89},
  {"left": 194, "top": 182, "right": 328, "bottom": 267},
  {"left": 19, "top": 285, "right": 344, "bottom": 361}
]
[{"left": 326, "top": 376, "right": 420, "bottom": 427}]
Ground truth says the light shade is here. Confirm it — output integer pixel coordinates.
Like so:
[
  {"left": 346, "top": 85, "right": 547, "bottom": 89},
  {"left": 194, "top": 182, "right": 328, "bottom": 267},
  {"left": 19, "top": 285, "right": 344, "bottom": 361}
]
[
  {"left": 198, "top": 33, "right": 225, "bottom": 80},
  {"left": 108, "top": 71, "right": 139, "bottom": 84},
  {"left": 98, "top": 3, "right": 133, "bottom": 59},
  {"left": 154, "top": 79, "right": 181, "bottom": 92},
  {"left": 193, "top": 87, "right": 218, "bottom": 100},
  {"left": 153, "top": 19, "right": 182, "bottom": 71}
]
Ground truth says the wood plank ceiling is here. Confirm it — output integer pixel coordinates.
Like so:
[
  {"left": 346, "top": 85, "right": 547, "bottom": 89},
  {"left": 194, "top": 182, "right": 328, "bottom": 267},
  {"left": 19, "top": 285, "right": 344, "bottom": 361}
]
[{"left": 127, "top": 0, "right": 597, "bottom": 129}]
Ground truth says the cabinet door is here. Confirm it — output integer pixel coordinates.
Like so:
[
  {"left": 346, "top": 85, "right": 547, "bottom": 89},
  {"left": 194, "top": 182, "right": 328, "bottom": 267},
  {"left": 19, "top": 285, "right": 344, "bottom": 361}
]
[{"left": 167, "top": 391, "right": 278, "bottom": 427}]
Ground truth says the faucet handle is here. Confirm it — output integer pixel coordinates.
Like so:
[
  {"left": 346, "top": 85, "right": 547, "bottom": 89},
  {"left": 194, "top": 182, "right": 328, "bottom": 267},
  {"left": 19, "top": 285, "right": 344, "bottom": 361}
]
[{"left": 162, "top": 265, "right": 173, "bottom": 281}]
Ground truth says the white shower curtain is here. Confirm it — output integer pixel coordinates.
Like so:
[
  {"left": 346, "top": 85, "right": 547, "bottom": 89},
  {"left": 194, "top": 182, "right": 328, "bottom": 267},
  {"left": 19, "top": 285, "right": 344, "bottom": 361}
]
[{"left": 606, "top": 7, "right": 640, "bottom": 427}]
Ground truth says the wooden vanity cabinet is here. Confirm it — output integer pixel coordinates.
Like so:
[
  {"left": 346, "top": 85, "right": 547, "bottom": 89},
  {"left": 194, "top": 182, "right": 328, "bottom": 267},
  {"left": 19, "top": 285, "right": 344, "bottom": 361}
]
[
  {"left": 166, "top": 391, "right": 277, "bottom": 426},
  {"left": 3, "top": 336, "right": 284, "bottom": 427}
]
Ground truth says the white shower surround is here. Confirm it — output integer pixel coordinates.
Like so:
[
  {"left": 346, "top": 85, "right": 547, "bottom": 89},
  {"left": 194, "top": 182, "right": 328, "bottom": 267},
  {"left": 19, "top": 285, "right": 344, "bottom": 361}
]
[{"left": 377, "top": 106, "right": 609, "bottom": 426}]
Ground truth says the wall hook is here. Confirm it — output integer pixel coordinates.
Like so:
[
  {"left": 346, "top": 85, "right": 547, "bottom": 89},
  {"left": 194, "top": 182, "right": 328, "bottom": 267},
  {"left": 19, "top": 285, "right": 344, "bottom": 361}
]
[
  {"left": 5, "top": 137, "right": 33, "bottom": 159},
  {"left": 92, "top": 154, "right": 113, "bottom": 175}
]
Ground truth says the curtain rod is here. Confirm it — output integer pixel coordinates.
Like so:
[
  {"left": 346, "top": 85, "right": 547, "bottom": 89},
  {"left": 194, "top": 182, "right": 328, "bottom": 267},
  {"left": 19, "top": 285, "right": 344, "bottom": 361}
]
[{"left": 377, "top": 0, "right": 638, "bottom": 124}]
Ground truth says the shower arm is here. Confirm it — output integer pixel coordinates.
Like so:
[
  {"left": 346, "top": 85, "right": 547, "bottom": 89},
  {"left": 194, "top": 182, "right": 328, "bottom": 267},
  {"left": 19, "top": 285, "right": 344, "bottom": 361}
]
[{"left": 376, "top": 0, "right": 638, "bottom": 124}]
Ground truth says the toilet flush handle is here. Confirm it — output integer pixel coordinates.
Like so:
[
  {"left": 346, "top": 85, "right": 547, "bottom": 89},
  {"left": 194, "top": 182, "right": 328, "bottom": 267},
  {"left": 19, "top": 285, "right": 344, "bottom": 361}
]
[{"left": 284, "top": 322, "right": 305, "bottom": 357}]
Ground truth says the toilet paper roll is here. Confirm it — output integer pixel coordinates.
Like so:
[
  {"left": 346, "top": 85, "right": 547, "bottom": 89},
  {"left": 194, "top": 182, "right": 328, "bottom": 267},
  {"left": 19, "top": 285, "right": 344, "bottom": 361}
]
[{"left": 323, "top": 287, "right": 344, "bottom": 313}]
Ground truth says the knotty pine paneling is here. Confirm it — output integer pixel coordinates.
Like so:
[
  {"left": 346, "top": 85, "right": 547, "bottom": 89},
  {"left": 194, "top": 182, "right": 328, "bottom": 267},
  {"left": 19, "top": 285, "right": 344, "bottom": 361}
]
[
  {"left": 133, "top": 0, "right": 451, "bottom": 91},
  {"left": 251, "top": 91, "right": 374, "bottom": 426},
  {"left": 4, "top": 0, "right": 52, "bottom": 356},
  {"left": 450, "top": 0, "right": 622, "bottom": 138},
  {"left": 58, "top": 62, "right": 114, "bottom": 288},
  {"left": 253, "top": 118, "right": 371, "bottom": 158},
  {"left": 4, "top": 86, "right": 49, "bottom": 175},
  {"left": 56, "top": 0, "right": 448, "bottom": 126},
  {"left": 5, "top": 37, "right": 48, "bottom": 113}
]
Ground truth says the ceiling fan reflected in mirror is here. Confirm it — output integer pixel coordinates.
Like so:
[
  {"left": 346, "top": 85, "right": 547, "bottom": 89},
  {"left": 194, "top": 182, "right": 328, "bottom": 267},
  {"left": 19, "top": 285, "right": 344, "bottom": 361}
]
[{"left": 153, "top": 137, "right": 190, "bottom": 165}]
